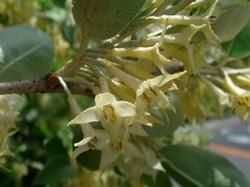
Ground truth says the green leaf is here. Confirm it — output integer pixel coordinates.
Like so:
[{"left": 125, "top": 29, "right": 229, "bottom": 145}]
[
  {"left": 0, "top": 25, "right": 54, "bottom": 82},
  {"left": 34, "top": 156, "right": 76, "bottom": 185},
  {"left": 53, "top": 0, "right": 66, "bottom": 8},
  {"left": 163, "top": 163, "right": 200, "bottom": 187},
  {"left": 218, "top": 0, "right": 249, "bottom": 8},
  {"left": 160, "top": 144, "right": 250, "bottom": 187},
  {"left": 141, "top": 172, "right": 173, "bottom": 187},
  {"left": 222, "top": 20, "right": 250, "bottom": 59},
  {"left": 213, "top": 4, "right": 250, "bottom": 42},
  {"left": 45, "top": 137, "right": 68, "bottom": 158},
  {"left": 0, "top": 170, "right": 14, "bottom": 187},
  {"left": 72, "top": 0, "right": 145, "bottom": 40},
  {"left": 76, "top": 150, "right": 101, "bottom": 171}
]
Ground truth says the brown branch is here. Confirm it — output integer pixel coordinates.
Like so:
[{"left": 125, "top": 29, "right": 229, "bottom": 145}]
[{"left": 0, "top": 74, "right": 93, "bottom": 96}]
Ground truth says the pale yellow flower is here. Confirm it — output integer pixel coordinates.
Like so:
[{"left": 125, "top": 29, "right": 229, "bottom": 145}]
[
  {"left": 224, "top": 72, "right": 250, "bottom": 122},
  {"left": 111, "top": 43, "right": 171, "bottom": 74},
  {"left": 173, "top": 125, "right": 211, "bottom": 146},
  {"left": 136, "top": 71, "right": 186, "bottom": 111},
  {"left": 72, "top": 124, "right": 148, "bottom": 169},
  {"left": 116, "top": 139, "right": 164, "bottom": 180},
  {"left": 201, "top": 76, "right": 230, "bottom": 106},
  {"left": 104, "top": 60, "right": 186, "bottom": 112},
  {"left": 69, "top": 93, "right": 150, "bottom": 168},
  {"left": 73, "top": 124, "right": 120, "bottom": 169}
]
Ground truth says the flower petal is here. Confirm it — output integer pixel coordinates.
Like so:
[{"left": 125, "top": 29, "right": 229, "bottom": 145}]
[
  {"left": 99, "top": 146, "right": 119, "bottom": 169},
  {"left": 95, "top": 92, "right": 117, "bottom": 106},
  {"left": 74, "top": 137, "right": 93, "bottom": 147},
  {"left": 73, "top": 145, "right": 90, "bottom": 158},
  {"left": 129, "top": 124, "right": 148, "bottom": 136},
  {"left": 149, "top": 71, "right": 186, "bottom": 88},
  {"left": 123, "top": 142, "right": 142, "bottom": 158},
  {"left": 115, "top": 101, "right": 136, "bottom": 117},
  {"left": 68, "top": 106, "right": 99, "bottom": 125},
  {"left": 241, "top": 92, "right": 250, "bottom": 107}
]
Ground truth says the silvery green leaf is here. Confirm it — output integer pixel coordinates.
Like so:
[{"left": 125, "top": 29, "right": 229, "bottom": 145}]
[
  {"left": 213, "top": 4, "right": 250, "bottom": 42},
  {"left": 222, "top": 19, "right": 250, "bottom": 58},
  {"left": 0, "top": 25, "right": 54, "bottom": 82},
  {"left": 72, "top": 0, "right": 145, "bottom": 40},
  {"left": 218, "top": 0, "right": 249, "bottom": 8}
]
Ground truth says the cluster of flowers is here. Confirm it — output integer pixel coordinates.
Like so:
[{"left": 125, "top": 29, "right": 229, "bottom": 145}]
[
  {"left": 69, "top": 70, "right": 185, "bottom": 177},
  {"left": 68, "top": 0, "right": 250, "bottom": 180},
  {"left": 69, "top": 1, "right": 215, "bottom": 178}
]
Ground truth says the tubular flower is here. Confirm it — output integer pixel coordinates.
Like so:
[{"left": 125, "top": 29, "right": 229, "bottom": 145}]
[
  {"left": 73, "top": 124, "right": 121, "bottom": 169},
  {"left": 236, "top": 75, "right": 250, "bottom": 87},
  {"left": 111, "top": 43, "right": 171, "bottom": 74},
  {"left": 136, "top": 71, "right": 186, "bottom": 111},
  {"left": 104, "top": 59, "right": 142, "bottom": 91},
  {"left": 69, "top": 92, "right": 151, "bottom": 168},
  {"left": 117, "top": 140, "right": 164, "bottom": 180},
  {"left": 224, "top": 73, "right": 250, "bottom": 122},
  {"left": 233, "top": 92, "right": 250, "bottom": 122},
  {"left": 72, "top": 121, "right": 145, "bottom": 169},
  {"left": 144, "top": 24, "right": 205, "bottom": 48},
  {"left": 202, "top": 77, "right": 230, "bottom": 106},
  {"left": 148, "top": 14, "right": 220, "bottom": 46},
  {"left": 106, "top": 78, "right": 136, "bottom": 103},
  {"left": 73, "top": 125, "right": 109, "bottom": 158}
]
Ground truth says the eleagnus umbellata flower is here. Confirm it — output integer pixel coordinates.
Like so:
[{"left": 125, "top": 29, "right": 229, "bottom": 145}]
[
  {"left": 136, "top": 71, "right": 186, "bottom": 111},
  {"left": 224, "top": 72, "right": 250, "bottom": 122},
  {"left": 111, "top": 43, "right": 171, "bottom": 74},
  {"left": 103, "top": 59, "right": 142, "bottom": 91},
  {"left": 236, "top": 75, "right": 250, "bottom": 87},
  {"left": 173, "top": 125, "right": 211, "bottom": 146},
  {"left": 147, "top": 10, "right": 220, "bottom": 46},
  {"left": 143, "top": 24, "right": 205, "bottom": 48},
  {"left": 69, "top": 92, "right": 151, "bottom": 168},
  {"left": 72, "top": 123, "right": 146, "bottom": 169},
  {"left": 104, "top": 59, "right": 186, "bottom": 111},
  {"left": 72, "top": 124, "right": 120, "bottom": 169},
  {"left": 73, "top": 124, "right": 109, "bottom": 158},
  {"left": 116, "top": 139, "right": 164, "bottom": 180},
  {"left": 1, "top": 0, "right": 250, "bottom": 186},
  {"left": 201, "top": 76, "right": 230, "bottom": 106},
  {"left": 106, "top": 78, "right": 136, "bottom": 103},
  {"left": 233, "top": 92, "right": 250, "bottom": 122}
]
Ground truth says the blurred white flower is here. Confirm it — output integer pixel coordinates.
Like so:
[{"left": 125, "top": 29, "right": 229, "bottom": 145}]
[
  {"left": 0, "top": 94, "right": 19, "bottom": 156},
  {"left": 173, "top": 125, "right": 211, "bottom": 146}
]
